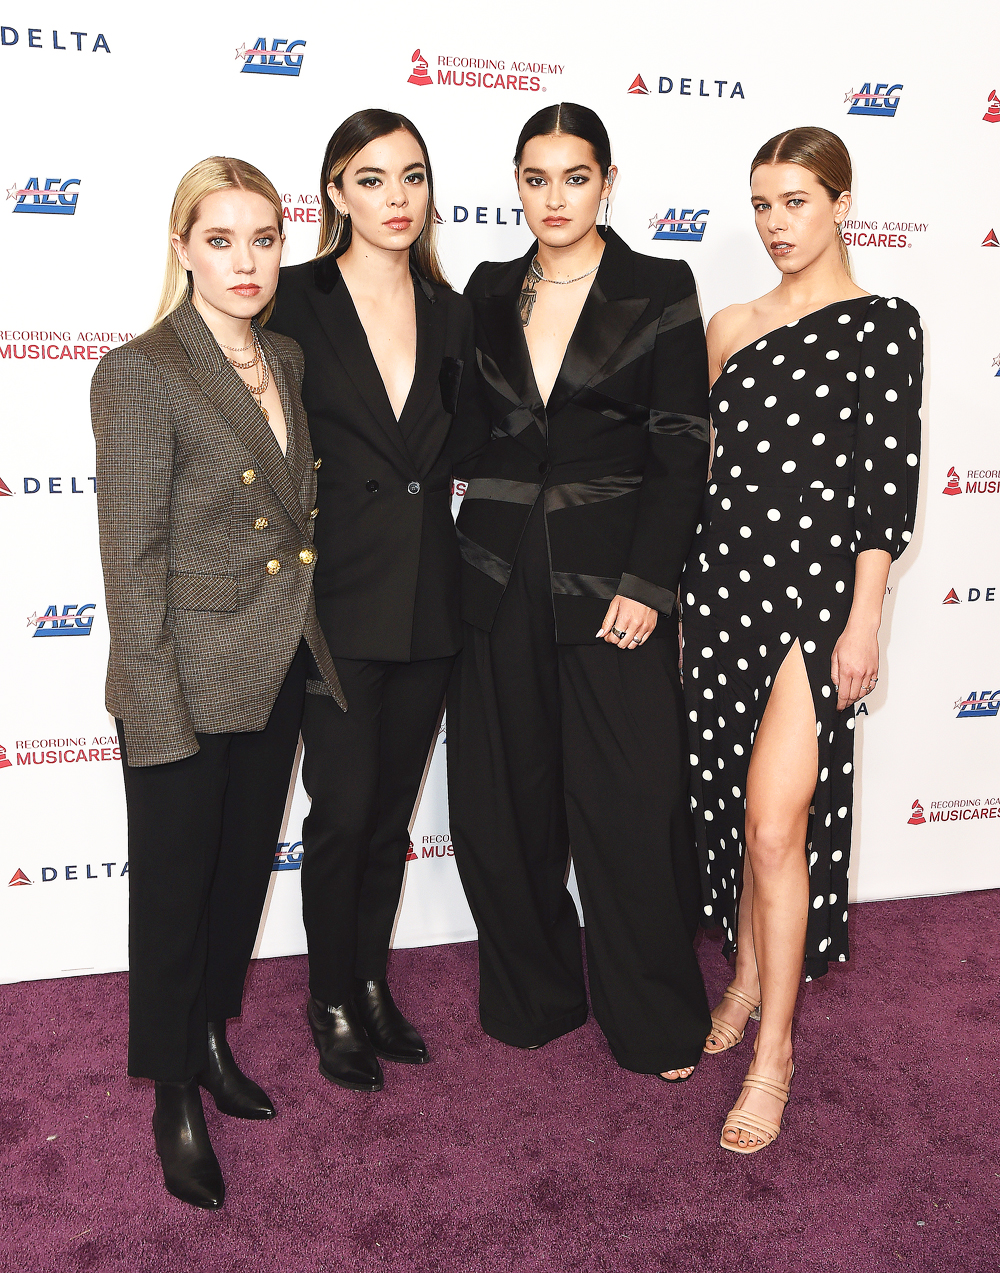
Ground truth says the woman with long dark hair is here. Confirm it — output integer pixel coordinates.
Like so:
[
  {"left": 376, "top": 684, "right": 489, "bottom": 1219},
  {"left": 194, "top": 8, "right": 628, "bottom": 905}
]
[
  {"left": 268, "top": 110, "right": 484, "bottom": 1092},
  {"left": 92, "top": 157, "right": 342, "bottom": 1208},
  {"left": 448, "top": 103, "right": 712, "bottom": 1079},
  {"left": 683, "top": 127, "right": 922, "bottom": 1152}
]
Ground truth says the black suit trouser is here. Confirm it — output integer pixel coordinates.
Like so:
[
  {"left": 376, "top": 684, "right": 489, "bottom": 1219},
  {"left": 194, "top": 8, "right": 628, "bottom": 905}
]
[
  {"left": 447, "top": 501, "right": 710, "bottom": 1073},
  {"left": 299, "top": 655, "right": 453, "bottom": 1006},
  {"left": 118, "top": 644, "right": 306, "bottom": 1081}
]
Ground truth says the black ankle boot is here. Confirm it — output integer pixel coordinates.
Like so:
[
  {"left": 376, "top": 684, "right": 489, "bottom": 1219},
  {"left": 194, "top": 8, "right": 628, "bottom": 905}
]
[
  {"left": 354, "top": 978, "right": 430, "bottom": 1065},
  {"left": 307, "top": 996, "right": 384, "bottom": 1092},
  {"left": 152, "top": 1079, "right": 225, "bottom": 1210},
  {"left": 197, "top": 1021, "right": 276, "bottom": 1120}
]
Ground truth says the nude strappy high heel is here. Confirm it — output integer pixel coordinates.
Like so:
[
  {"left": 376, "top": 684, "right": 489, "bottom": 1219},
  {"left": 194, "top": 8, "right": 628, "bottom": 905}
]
[
  {"left": 719, "top": 1068, "right": 794, "bottom": 1155},
  {"left": 703, "top": 986, "right": 761, "bottom": 1054}
]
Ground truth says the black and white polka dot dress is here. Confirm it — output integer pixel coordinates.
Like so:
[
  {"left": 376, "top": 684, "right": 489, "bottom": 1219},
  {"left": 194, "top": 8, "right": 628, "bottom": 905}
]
[{"left": 682, "top": 296, "right": 922, "bottom": 975}]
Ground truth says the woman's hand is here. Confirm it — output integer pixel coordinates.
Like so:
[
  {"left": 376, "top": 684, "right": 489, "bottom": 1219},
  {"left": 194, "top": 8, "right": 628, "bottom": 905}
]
[
  {"left": 597, "top": 597, "right": 658, "bottom": 649},
  {"left": 830, "top": 622, "right": 879, "bottom": 711}
]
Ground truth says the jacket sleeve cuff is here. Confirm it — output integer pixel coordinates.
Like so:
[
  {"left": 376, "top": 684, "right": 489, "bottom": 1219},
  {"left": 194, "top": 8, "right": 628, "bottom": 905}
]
[
  {"left": 120, "top": 719, "right": 199, "bottom": 768},
  {"left": 617, "top": 573, "right": 677, "bottom": 615}
]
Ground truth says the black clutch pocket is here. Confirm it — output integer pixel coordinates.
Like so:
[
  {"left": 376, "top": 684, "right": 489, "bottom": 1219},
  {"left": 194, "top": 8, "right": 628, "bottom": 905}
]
[{"left": 439, "top": 357, "right": 464, "bottom": 415}]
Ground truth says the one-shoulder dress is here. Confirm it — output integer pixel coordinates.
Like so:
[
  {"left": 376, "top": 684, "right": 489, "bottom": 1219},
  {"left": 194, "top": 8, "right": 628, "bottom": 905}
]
[{"left": 681, "top": 296, "right": 922, "bottom": 975}]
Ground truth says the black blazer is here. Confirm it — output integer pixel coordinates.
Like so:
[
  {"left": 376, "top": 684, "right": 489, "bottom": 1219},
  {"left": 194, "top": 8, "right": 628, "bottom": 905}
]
[
  {"left": 457, "top": 227, "right": 710, "bottom": 644},
  {"left": 268, "top": 256, "right": 485, "bottom": 663}
]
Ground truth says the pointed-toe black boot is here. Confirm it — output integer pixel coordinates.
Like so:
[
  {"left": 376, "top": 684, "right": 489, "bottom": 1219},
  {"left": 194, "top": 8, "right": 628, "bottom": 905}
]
[
  {"left": 307, "top": 996, "right": 384, "bottom": 1092},
  {"left": 196, "top": 1021, "right": 276, "bottom": 1120},
  {"left": 152, "top": 1079, "right": 225, "bottom": 1210},
  {"left": 354, "top": 978, "right": 430, "bottom": 1065}
]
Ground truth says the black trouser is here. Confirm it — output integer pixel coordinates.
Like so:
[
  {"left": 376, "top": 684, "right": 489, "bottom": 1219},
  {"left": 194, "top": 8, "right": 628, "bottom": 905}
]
[
  {"left": 299, "top": 655, "right": 453, "bottom": 1006},
  {"left": 447, "top": 503, "right": 710, "bottom": 1073},
  {"left": 118, "top": 645, "right": 306, "bottom": 1082}
]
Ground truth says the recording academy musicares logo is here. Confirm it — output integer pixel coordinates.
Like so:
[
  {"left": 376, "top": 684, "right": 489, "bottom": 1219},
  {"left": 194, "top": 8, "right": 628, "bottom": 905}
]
[
  {"left": 840, "top": 218, "right": 926, "bottom": 249},
  {"left": 236, "top": 38, "right": 306, "bottom": 77},
  {"left": 908, "top": 795, "right": 1000, "bottom": 824},
  {"left": 408, "top": 835, "right": 455, "bottom": 861},
  {"left": 984, "top": 90, "right": 999, "bottom": 123},
  {"left": 628, "top": 72, "right": 745, "bottom": 99},
  {"left": 406, "top": 46, "right": 562, "bottom": 92},
  {"left": 0, "top": 328, "right": 134, "bottom": 362},
  {"left": 845, "top": 81, "right": 903, "bottom": 117},
  {"left": 0, "top": 735, "right": 121, "bottom": 768},
  {"left": 943, "top": 466, "right": 1000, "bottom": 495}
]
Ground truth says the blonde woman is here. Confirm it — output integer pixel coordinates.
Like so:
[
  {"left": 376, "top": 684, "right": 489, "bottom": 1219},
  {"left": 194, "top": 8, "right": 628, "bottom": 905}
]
[
  {"left": 91, "top": 157, "right": 343, "bottom": 1209},
  {"left": 267, "top": 110, "right": 484, "bottom": 1093}
]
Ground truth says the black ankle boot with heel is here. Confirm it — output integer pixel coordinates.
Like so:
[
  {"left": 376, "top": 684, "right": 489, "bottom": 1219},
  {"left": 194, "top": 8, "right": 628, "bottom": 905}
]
[
  {"left": 152, "top": 1079, "right": 225, "bottom": 1210},
  {"left": 197, "top": 1020, "right": 276, "bottom": 1120}
]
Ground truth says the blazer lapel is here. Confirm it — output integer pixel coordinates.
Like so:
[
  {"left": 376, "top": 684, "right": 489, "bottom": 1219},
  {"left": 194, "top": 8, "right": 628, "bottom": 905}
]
[
  {"left": 307, "top": 258, "right": 415, "bottom": 472},
  {"left": 545, "top": 230, "right": 650, "bottom": 418},
  {"left": 170, "top": 301, "right": 308, "bottom": 533},
  {"left": 398, "top": 275, "right": 448, "bottom": 475}
]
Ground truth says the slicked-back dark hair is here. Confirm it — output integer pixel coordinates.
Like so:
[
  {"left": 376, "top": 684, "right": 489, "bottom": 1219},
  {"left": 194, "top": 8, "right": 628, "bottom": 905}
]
[{"left": 514, "top": 102, "right": 613, "bottom": 177}]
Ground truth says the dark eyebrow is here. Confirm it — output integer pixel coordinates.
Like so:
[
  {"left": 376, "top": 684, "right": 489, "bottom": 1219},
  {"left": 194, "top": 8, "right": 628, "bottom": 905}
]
[
  {"left": 521, "top": 164, "right": 593, "bottom": 176},
  {"left": 354, "top": 162, "right": 426, "bottom": 175}
]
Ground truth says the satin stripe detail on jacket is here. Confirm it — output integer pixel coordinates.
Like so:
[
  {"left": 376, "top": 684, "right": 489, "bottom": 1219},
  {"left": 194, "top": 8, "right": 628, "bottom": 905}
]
[
  {"left": 544, "top": 472, "right": 643, "bottom": 511},
  {"left": 464, "top": 477, "right": 541, "bottom": 505},
  {"left": 618, "top": 572, "right": 676, "bottom": 615},
  {"left": 550, "top": 572, "right": 620, "bottom": 599},
  {"left": 572, "top": 386, "right": 711, "bottom": 442},
  {"left": 584, "top": 291, "right": 702, "bottom": 389},
  {"left": 457, "top": 530, "right": 513, "bottom": 586}
]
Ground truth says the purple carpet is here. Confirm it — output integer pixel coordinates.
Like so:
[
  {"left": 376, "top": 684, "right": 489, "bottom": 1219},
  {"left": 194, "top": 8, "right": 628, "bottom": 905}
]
[{"left": 1, "top": 891, "right": 997, "bottom": 1273}]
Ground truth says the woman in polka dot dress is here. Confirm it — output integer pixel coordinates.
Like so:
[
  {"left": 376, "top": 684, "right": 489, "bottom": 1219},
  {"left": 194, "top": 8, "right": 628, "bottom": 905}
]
[{"left": 682, "top": 127, "right": 921, "bottom": 1154}]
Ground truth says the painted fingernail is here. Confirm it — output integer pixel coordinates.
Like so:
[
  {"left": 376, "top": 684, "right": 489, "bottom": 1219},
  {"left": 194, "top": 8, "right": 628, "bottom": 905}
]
[{"left": 596, "top": 630, "right": 604, "bottom": 638}]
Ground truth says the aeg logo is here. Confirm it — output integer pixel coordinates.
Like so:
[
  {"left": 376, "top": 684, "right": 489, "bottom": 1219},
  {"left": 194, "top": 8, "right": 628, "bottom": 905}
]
[
  {"left": 8, "top": 178, "right": 80, "bottom": 216},
  {"left": 955, "top": 690, "right": 1000, "bottom": 720},
  {"left": 273, "top": 840, "right": 303, "bottom": 870},
  {"left": 846, "top": 82, "right": 903, "bottom": 117},
  {"left": 236, "top": 38, "right": 306, "bottom": 77},
  {"left": 650, "top": 209, "right": 709, "bottom": 243},
  {"left": 27, "top": 604, "right": 96, "bottom": 637}
]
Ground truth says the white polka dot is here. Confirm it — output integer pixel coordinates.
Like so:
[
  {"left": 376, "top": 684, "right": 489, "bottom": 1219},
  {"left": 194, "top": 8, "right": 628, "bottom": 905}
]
[
  {"left": 809, "top": 562, "right": 822, "bottom": 576},
  {"left": 702, "top": 729, "right": 713, "bottom": 740},
  {"left": 909, "top": 326, "right": 916, "bottom": 339},
  {"left": 699, "top": 604, "right": 711, "bottom": 616},
  {"left": 764, "top": 395, "right": 777, "bottom": 408},
  {"left": 786, "top": 585, "right": 798, "bottom": 598},
  {"left": 792, "top": 369, "right": 806, "bottom": 380},
  {"left": 832, "top": 850, "right": 843, "bottom": 862},
  {"left": 721, "top": 497, "right": 731, "bottom": 510},
  {"left": 780, "top": 631, "right": 791, "bottom": 643},
  {"left": 820, "top": 767, "right": 829, "bottom": 781},
  {"left": 864, "top": 365, "right": 875, "bottom": 378},
  {"left": 734, "top": 702, "right": 745, "bottom": 714},
  {"left": 813, "top": 896, "right": 824, "bottom": 909},
  {"left": 815, "top": 384, "right": 830, "bottom": 398},
  {"left": 719, "top": 543, "right": 729, "bottom": 555},
  {"left": 803, "top": 334, "right": 818, "bottom": 344},
  {"left": 825, "top": 350, "right": 840, "bottom": 361},
  {"left": 864, "top": 459, "right": 873, "bottom": 471},
  {"left": 819, "top": 938, "right": 829, "bottom": 952},
  {"left": 718, "top": 586, "right": 729, "bottom": 599},
  {"left": 822, "top": 489, "right": 835, "bottom": 502},
  {"left": 837, "top": 806, "right": 848, "bottom": 819},
  {"left": 836, "top": 581, "right": 846, "bottom": 593},
  {"left": 799, "top": 515, "right": 813, "bottom": 528},
  {"left": 847, "top": 371, "right": 857, "bottom": 382},
  {"left": 737, "top": 658, "right": 749, "bottom": 670},
  {"left": 864, "top": 321, "right": 875, "bottom": 332},
  {"left": 755, "top": 339, "right": 768, "bottom": 350},
  {"left": 703, "top": 687, "right": 714, "bottom": 700},
  {"left": 803, "top": 639, "right": 816, "bottom": 653},
  {"left": 885, "top": 389, "right": 898, "bottom": 403},
  {"left": 701, "top": 647, "right": 713, "bottom": 658},
  {"left": 819, "top": 610, "right": 831, "bottom": 625},
  {"left": 742, "top": 377, "right": 755, "bottom": 389},
  {"left": 838, "top": 313, "right": 851, "bottom": 324},
  {"left": 884, "top": 482, "right": 897, "bottom": 495},
  {"left": 887, "top": 298, "right": 897, "bottom": 309},
  {"left": 688, "top": 710, "right": 698, "bottom": 722},
  {"left": 739, "top": 570, "right": 751, "bottom": 582},
  {"left": 902, "top": 530, "right": 911, "bottom": 541},
  {"left": 829, "top": 894, "right": 838, "bottom": 904},
  {"left": 740, "top": 614, "right": 751, "bottom": 627},
  {"left": 737, "top": 420, "right": 749, "bottom": 432},
  {"left": 703, "top": 905, "right": 713, "bottom": 916},
  {"left": 843, "top": 763, "right": 852, "bottom": 774},
  {"left": 729, "top": 466, "right": 741, "bottom": 478},
  {"left": 717, "top": 400, "right": 729, "bottom": 413},
  {"left": 866, "top": 412, "right": 874, "bottom": 425},
  {"left": 763, "top": 554, "right": 776, "bottom": 567},
  {"left": 812, "top": 433, "right": 825, "bottom": 446},
  {"left": 761, "top": 600, "right": 773, "bottom": 613},
  {"left": 786, "top": 413, "right": 800, "bottom": 426},
  {"left": 772, "top": 354, "right": 785, "bottom": 365},
  {"left": 790, "top": 539, "right": 800, "bottom": 552},
  {"left": 836, "top": 454, "right": 847, "bottom": 467},
  {"left": 740, "top": 525, "right": 752, "bottom": 538},
  {"left": 840, "top": 408, "right": 851, "bottom": 420},
  {"left": 757, "top": 440, "right": 770, "bottom": 453},
  {"left": 907, "top": 453, "right": 918, "bottom": 466},
  {"left": 887, "top": 342, "right": 898, "bottom": 355}
]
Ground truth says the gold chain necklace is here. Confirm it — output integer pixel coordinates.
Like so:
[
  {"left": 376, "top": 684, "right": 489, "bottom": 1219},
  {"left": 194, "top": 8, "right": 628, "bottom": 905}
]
[{"left": 224, "top": 330, "right": 270, "bottom": 422}]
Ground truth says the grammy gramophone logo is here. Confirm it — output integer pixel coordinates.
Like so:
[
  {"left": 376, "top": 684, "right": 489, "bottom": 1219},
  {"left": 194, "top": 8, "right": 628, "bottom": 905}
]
[{"left": 408, "top": 48, "right": 432, "bottom": 86}]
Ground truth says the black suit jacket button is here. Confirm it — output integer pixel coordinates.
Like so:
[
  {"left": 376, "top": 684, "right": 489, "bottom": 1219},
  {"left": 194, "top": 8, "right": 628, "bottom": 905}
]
[
  {"left": 407, "top": 481, "right": 421, "bottom": 494},
  {"left": 366, "top": 479, "right": 379, "bottom": 493}
]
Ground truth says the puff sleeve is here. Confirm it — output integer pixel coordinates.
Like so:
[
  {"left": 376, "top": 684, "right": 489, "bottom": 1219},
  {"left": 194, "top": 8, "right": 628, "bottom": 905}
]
[{"left": 852, "top": 297, "right": 922, "bottom": 559}]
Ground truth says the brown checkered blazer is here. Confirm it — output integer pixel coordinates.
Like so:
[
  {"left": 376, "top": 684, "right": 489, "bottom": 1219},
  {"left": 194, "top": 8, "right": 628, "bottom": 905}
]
[{"left": 91, "top": 298, "right": 345, "bottom": 768}]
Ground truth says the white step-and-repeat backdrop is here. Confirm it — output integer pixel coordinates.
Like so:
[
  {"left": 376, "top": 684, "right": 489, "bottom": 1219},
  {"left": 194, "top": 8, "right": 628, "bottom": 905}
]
[{"left": 1, "top": 3, "right": 997, "bottom": 983}]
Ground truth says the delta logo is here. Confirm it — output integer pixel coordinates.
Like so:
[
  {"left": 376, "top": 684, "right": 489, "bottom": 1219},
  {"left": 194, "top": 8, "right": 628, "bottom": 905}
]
[
  {"left": 27, "top": 604, "right": 96, "bottom": 637},
  {"left": 406, "top": 46, "right": 562, "bottom": 93},
  {"left": 954, "top": 690, "right": 1000, "bottom": 720},
  {"left": 943, "top": 586, "right": 996, "bottom": 604},
  {"left": 7, "top": 862, "right": 128, "bottom": 884},
  {"left": 628, "top": 72, "right": 744, "bottom": 99},
  {"left": 943, "top": 466, "right": 1000, "bottom": 495},
  {"left": 983, "top": 230, "right": 998, "bottom": 248},
  {"left": 0, "top": 476, "right": 12, "bottom": 496},
  {"left": 8, "top": 178, "right": 80, "bottom": 216},
  {"left": 236, "top": 38, "right": 305, "bottom": 77},
  {"left": 846, "top": 82, "right": 903, "bottom": 117},
  {"left": 908, "top": 795, "right": 1000, "bottom": 824},
  {"left": 273, "top": 840, "right": 303, "bottom": 871},
  {"left": 984, "top": 90, "right": 999, "bottom": 123},
  {"left": 0, "top": 27, "right": 110, "bottom": 53},
  {"left": 1, "top": 474, "right": 95, "bottom": 495},
  {"left": 650, "top": 208, "right": 709, "bottom": 243}
]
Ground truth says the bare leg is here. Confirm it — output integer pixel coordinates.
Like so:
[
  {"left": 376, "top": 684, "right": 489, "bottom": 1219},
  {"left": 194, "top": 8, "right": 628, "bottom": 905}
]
[
  {"left": 722, "top": 639, "right": 816, "bottom": 1148},
  {"left": 703, "top": 856, "right": 762, "bottom": 1051}
]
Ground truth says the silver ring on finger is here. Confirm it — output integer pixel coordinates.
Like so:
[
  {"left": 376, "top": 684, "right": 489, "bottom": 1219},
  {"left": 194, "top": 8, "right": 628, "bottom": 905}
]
[{"left": 610, "top": 626, "right": 627, "bottom": 639}]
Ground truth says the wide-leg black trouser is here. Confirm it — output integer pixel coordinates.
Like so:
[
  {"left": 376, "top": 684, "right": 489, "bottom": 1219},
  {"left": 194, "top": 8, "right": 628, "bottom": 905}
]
[
  {"left": 299, "top": 655, "right": 453, "bottom": 1006},
  {"left": 118, "top": 644, "right": 306, "bottom": 1082},
  {"left": 447, "top": 505, "right": 710, "bottom": 1073}
]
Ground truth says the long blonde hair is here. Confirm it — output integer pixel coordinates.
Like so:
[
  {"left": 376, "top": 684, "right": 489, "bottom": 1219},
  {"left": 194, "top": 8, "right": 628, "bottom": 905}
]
[
  {"left": 316, "top": 109, "right": 449, "bottom": 287},
  {"left": 154, "top": 156, "right": 285, "bottom": 325},
  {"left": 751, "top": 127, "right": 854, "bottom": 278}
]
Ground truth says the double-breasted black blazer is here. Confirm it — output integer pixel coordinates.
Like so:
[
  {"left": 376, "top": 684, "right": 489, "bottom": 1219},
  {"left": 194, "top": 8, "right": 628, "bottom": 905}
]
[
  {"left": 268, "top": 256, "right": 486, "bottom": 664},
  {"left": 457, "top": 227, "right": 710, "bottom": 644},
  {"left": 91, "top": 299, "right": 344, "bottom": 768}
]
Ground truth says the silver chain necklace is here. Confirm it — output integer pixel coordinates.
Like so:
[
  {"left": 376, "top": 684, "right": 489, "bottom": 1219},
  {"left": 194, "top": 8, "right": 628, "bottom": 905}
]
[{"left": 529, "top": 255, "right": 599, "bottom": 285}]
